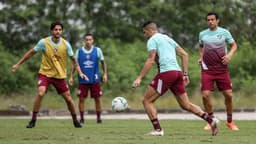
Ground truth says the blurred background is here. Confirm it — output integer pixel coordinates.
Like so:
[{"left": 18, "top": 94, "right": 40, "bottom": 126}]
[{"left": 0, "top": 0, "right": 256, "bottom": 112}]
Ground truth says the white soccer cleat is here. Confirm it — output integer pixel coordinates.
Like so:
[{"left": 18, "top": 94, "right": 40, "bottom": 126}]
[
  {"left": 204, "top": 123, "right": 212, "bottom": 130},
  {"left": 210, "top": 117, "right": 220, "bottom": 136},
  {"left": 147, "top": 129, "right": 164, "bottom": 136}
]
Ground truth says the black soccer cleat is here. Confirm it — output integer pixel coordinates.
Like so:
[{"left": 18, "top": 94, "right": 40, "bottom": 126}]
[
  {"left": 79, "top": 119, "right": 84, "bottom": 124},
  {"left": 97, "top": 119, "right": 102, "bottom": 124},
  {"left": 26, "top": 120, "right": 36, "bottom": 128},
  {"left": 73, "top": 120, "right": 82, "bottom": 128}
]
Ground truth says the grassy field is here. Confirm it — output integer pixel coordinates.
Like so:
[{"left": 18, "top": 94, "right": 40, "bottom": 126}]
[{"left": 0, "top": 119, "right": 255, "bottom": 144}]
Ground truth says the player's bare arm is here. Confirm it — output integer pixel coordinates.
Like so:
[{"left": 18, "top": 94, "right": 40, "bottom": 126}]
[
  {"left": 198, "top": 44, "right": 204, "bottom": 65},
  {"left": 176, "top": 46, "right": 189, "bottom": 75},
  {"left": 222, "top": 42, "right": 237, "bottom": 65},
  {"left": 69, "top": 56, "right": 89, "bottom": 81},
  {"left": 132, "top": 50, "right": 156, "bottom": 88},
  {"left": 68, "top": 63, "right": 76, "bottom": 85},
  {"left": 12, "top": 48, "right": 36, "bottom": 72},
  {"left": 176, "top": 46, "right": 190, "bottom": 86},
  {"left": 101, "top": 60, "right": 108, "bottom": 83}
]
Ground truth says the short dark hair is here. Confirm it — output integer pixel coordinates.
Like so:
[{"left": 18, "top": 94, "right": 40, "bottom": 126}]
[
  {"left": 83, "top": 33, "right": 93, "bottom": 38},
  {"left": 142, "top": 21, "right": 158, "bottom": 32},
  {"left": 142, "top": 21, "right": 156, "bottom": 29},
  {"left": 206, "top": 12, "right": 219, "bottom": 20},
  {"left": 50, "top": 21, "right": 63, "bottom": 30}
]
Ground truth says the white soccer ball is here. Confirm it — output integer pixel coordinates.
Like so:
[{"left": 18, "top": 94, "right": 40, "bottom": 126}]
[{"left": 111, "top": 97, "right": 128, "bottom": 112}]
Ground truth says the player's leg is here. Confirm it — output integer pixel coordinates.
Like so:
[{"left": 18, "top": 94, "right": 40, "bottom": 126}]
[
  {"left": 222, "top": 90, "right": 238, "bottom": 130},
  {"left": 94, "top": 97, "right": 102, "bottom": 123},
  {"left": 78, "top": 97, "right": 85, "bottom": 123},
  {"left": 54, "top": 79, "right": 81, "bottom": 128},
  {"left": 171, "top": 71, "right": 218, "bottom": 136},
  {"left": 26, "top": 74, "right": 49, "bottom": 128},
  {"left": 174, "top": 93, "right": 219, "bottom": 136},
  {"left": 92, "top": 83, "right": 103, "bottom": 124},
  {"left": 217, "top": 72, "right": 239, "bottom": 131},
  {"left": 61, "top": 91, "right": 77, "bottom": 114},
  {"left": 61, "top": 91, "right": 82, "bottom": 128},
  {"left": 201, "top": 71, "right": 215, "bottom": 130},
  {"left": 143, "top": 85, "right": 164, "bottom": 136},
  {"left": 202, "top": 90, "right": 213, "bottom": 114},
  {"left": 26, "top": 86, "right": 47, "bottom": 128},
  {"left": 202, "top": 90, "right": 214, "bottom": 130},
  {"left": 77, "top": 84, "right": 89, "bottom": 124}
]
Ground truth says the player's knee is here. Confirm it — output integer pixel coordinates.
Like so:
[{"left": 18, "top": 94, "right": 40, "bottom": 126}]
[
  {"left": 142, "top": 98, "right": 149, "bottom": 106},
  {"left": 37, "top": 91, "right": 45, "bottom": 97},
  {"left": 225, "top": 95, "right": 233, "bottom": 101},
  {"left": 94, "top": 97, "right": 100, "bottom": 103},
  {"left": 64, "top": 96, "right": 73, "bottom": 103},
  {"left": 202, "top": 94, "right": 210, "bottom": 99}
]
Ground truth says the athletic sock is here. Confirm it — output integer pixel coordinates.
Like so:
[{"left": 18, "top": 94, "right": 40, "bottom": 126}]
[
  {"left": 227, "top": 114, "right": 232, "bottom": 123},
  {"left": 96, "top": 111, "right": 101, "bottom": 120},
  {"left": 201, "top": 113, "right": 212, "bottom": 123},
  {"left": 72, "top": 114, "right": 78, "bottom": 121},
  {"left": 151, "top": 119, "right": 162, "bottom": 131},
  {"left": 80, "top": 111, "right": 84, "bottom": 120},
  {"left": 208, "top": 112, "right": 214, "bottom": 118},
  {"left": 32, "top": 111, "right": 38, "bottom": 120}
]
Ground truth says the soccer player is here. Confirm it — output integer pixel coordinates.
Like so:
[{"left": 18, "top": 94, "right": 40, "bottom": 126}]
[
  {"left": 12, "top": 21, "right": 88, "bottom": 128},
  {"left": 198, "top": 12, "right": 239, "bottom": 131},
  {"left": 132, "top": 21, "right": 219, "bottom": 136},
  {"left": 69, "top": 33, "right": 107, "bottom": 124}
]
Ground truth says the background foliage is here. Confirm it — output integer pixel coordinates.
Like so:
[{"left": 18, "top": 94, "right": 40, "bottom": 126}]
[{"left": 0, "top": 0, "right": 256, "bottom": 109}]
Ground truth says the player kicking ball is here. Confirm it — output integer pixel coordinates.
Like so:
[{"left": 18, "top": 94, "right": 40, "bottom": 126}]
[{"left": 132, "top": 21, "right": 219, "bottom": 136}]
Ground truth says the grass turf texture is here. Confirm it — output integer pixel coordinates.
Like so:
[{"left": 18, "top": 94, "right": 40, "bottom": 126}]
[{"left": 0, "top": 119, "right": 255, "bottom": 144}]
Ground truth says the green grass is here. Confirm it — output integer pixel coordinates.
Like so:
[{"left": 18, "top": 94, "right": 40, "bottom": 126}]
[{"left": 0, "top": 119, "right": 255, "bottom": 144}]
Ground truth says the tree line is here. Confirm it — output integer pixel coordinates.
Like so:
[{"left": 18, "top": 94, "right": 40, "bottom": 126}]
[{"left": 0, "top": 0, "right": 256, "bottom": 97}]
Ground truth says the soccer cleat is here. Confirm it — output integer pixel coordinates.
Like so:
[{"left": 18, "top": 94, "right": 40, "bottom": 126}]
[
  {"left": 210, "top": 117, "right": 220, "bottom": 136},
  {"left": 73, "top": 120, "right": 82, "bottom": 128},
  {"left": 226, "top": 122, "right": 239, "bottom": 131},
  {"left": 80, "top": 119, "right": 84, "bottom": 124},
  {"left": 204, "top": 123, "right": 212, "bottom": 130},
  {"left": 147, "top": 129, "right": 164, "bottom": 136},
  {"left": 26, "top": 120, "right": 36, "bottom": 128},
  {"left": 97, "top": 119, "right": 102, "bottom": 124}
]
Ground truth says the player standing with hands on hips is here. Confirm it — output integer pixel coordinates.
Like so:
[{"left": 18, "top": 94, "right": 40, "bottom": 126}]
[
  {"left": 69, "top": 33, "right": 107, "bottom": 124},
  {"left": 198, "top": 12, "right": 239, "bottom": 131},
  {"left": 12, "top": 21, "right": 88, "bottom": 128},
  {"left": 132, "top": 21, "right": 219, "bottom": 136}
]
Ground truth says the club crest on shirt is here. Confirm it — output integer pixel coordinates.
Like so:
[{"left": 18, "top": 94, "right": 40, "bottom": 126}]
[
  {"left": 217, "top": 35, "right": 222, "bottom": 39},
  {"left": 53, "top": 47, "right": 58, "bottom": 53},
  {"left": 86, "top": 54, "right": 90, "bottom": 59}
]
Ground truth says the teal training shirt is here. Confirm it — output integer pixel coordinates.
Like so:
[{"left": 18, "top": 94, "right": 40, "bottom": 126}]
[
  {"left": 34, "top": 36, "right": 74, "bottom": 56},
  {"left": 199, "top": 27, "right": 234, "bottom": 71},
  {"left": 147, "top": 33, "right": 181, "bottom": 73}
]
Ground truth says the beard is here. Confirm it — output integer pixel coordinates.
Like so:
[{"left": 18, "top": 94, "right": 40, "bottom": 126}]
[{"left": 53, "top": 34, "right": 61, "bottom": 39}]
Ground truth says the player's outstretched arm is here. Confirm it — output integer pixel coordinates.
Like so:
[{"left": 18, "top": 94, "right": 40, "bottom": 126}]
[
  {"left": 132, "top": 50, "right": 156, "bottom": 89},
  {"left": 12, "top": 48, "right": 36, "bottom": 73}
]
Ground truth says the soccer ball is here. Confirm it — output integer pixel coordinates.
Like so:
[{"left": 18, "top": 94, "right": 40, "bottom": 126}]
[{"left": 111, "top": 97, "right": 128, "bottom": 112}]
